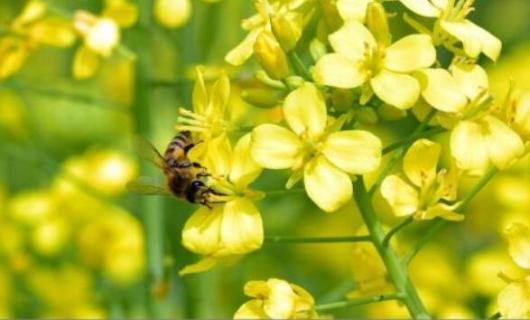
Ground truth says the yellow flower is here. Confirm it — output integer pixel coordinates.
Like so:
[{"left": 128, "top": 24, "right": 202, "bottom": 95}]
[
  {"left": 381, "top": 139, "right": 463, "bottom": 221},
  {"left": 250, "top": 82, "right": 382, "bottom": 212},
  {"left": 225, "top": 0, "right": 315, "bottom": 65},
  {"left": 336, "top": 0, "right": 375, "bottom": 22},
  {"left": 0, "top": 0, "right": 75, "bottom": 79},
  {"left": 497, "top": 222, "right": 530, "bottom": 318},
  {"left": 234, "top": 278, "right": 318, "bottom": 319},
  {"left": 154, "top": 0, "right": 192, "bottom": 28},
  {"left": 180, "top": 134, "right": 264, "bottom": 275},
  {"left": 400, "top": 0, "right": 501, "bottom": 60},
  {"left": 313, "top": 19, "right": 436, "bottom": 109},
  {"left": 499, "top": 89, "right": 530, "bottom": 142},
  {"left": 72, "top": 0, "right": 138, "bottom": 79}
]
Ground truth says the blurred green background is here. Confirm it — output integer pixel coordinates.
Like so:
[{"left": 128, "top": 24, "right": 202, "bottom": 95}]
[{"left": 0, "top": 0, "right": 529, "bottom": 318}]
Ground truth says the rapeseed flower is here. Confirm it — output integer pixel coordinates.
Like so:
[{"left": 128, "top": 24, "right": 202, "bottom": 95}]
[
  {"left": 180, "top": 134, "right": 264, "bottom": 275},
  {"left": 313, "top": 16, "right": 436, "bottom": 109},
  {"left": 234, "top": 278, "right": 317, "bottom": 319},
  {"left": 381, "top": 139, "right": 463, "bottom": 221},
  {"left": 250, "top": 83, "right": 382, "bottom": 212}
]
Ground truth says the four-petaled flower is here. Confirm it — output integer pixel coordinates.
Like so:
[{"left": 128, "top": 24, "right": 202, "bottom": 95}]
[
  {"left": 234, "top": 278, "right": 318, "bottom": 319},
  {"left": 250, "top": 82, "right": 382, "bottom": 212},
  {"left": 313, "top": 20, "right": 436, "bottom": 110},
  {"left": 381, "top": 139, "right": 463, "bottom": 221}
]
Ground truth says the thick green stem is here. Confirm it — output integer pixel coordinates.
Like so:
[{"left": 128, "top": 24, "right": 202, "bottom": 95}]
[
  {"left": 265, "top": 235, "right": 371, "bottom": 244},
  {"left": 315, "top": 292, "right": 401, "bottom": 312},
  {"left": 354, "top": 179, "right": 430, "bottom": 319},
  {"left": 287, "top": 51, "right": 312, "bottom": 80}
]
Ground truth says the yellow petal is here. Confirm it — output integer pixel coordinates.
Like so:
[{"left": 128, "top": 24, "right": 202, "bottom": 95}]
[
  {"left": 103, "top": 0, "right": 139, "bottom": 28},
  {"left": 154, "top": 0, "right": 191, "bottom": 28},
  {"left": 192, "top": 67, "right": 208, "bottom": 114},
  {"left": 73, "top": 46, "right": 100, "bottom": 80},
  {"left": 181, "top": 206, "right": 222, "bottom": 256},
  {"left": 384, "top": 34, "right": 436, "bottom": 73},
  {"left": 85, "top": 18, "right": 120, "bottom": 57},
  {"left": 283, "top": 83, "right": 327, "bottom": 140},
  {"left": 450, "top": 120, "right": 488, "bottom": 175},
  {"left": 416, "top": 68, "right": 467, "bottom": 113},
  {"left": 0, "top": 39, "right": 29, "bottom": 80},
  {"left": 29, "top": 18, "right": 76, "bottom": 47},
  {"left": 403, "top": 139, "right": 440, "bottom": 188},
  {"left": 329, "top": 20, "right": 375, "bottom": 61},
  {"left": 322, "top": 130, "right": 382, "bottom": 174},
  {"left": 234, "top": 300, "right": 268, "bottom": 319},
  {"left": 441, "top": 20, "right": 501, "bottom": 61},
  {"left": 514, "top": 92, "right": 530, "bottom": 140},
  {"left": 313, "top": 53, "right": 366, "bottom": 89},
  {"left": 207, "top": 71, "right": 230, "bottom": 118},
  {"left": 218, "top": 198, "right": 263, "bottom": 256},
  {"left": 399, "top": 0, "right": 440, "bottom": 17},
  {"left": 264, "top": 279, "right": 296, "bottom": 319},
  {"left": 371, "top": 70, "right": 420, "bottom": 109},
  {"left": 421, "top": 203, "right": 464, "bottom": 221},
  {"left": 336, "top": 0, "right": 371, "bottom": 22},
  {"left": 14, "top": 0, "right": 47, "bottom": 26},
  {"left": 250, "top": 124, "right": 304, "bottom": 169},
  {"left": 380, "top": 175, "right": 419, "bottom": 217},
  {"left": 178, "top": 257, "right": 217, "bottom": 276},
  {"left": 482, "top": 115, "right": 524, "bottom": 170},
  {"left": 244, "top": 280, "right": 270, "bottom": 298},
  {"left": 226, "top": 29, "right": 261, "bottom": 66},
  {"left": 498, "top": 277, "right": 530, "bottom": 319},
  {"left": 304, "top": 156, "right": 353, "bottom": 212},
  {"left": 450, "top": 63, "right": 488, "bottom": 101},
  {"left": 200, "top": 134, "right": 232, "bottom": 177},
  {"left": 230, "top": 134, "right": 262, "bottom": 189},
  {"left": 505, "top": 222, "right": 530, "bottom": 269}
]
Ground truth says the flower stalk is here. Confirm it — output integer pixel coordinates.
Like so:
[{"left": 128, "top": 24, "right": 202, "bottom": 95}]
[
  {"left": 315, "top": 292, "right": 402, "bottom": 312},
  {"left": 265, "top": 235, "right": 371, "bottom": 244}
]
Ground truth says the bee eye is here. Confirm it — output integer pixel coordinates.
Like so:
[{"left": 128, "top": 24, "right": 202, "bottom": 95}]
[{"left": 192, "top": 181, "right": 203, "bottom": 188}]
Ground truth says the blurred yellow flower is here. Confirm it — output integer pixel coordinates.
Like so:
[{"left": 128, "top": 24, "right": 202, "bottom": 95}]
[
  {"left": 234, "top": 278, "right": 317, "bottom": 319},
  {"left": 250, "top": 82, "right": 382, "bottom": 212},
  {"left": 400, "top": 0, "right": 501, "bottom": 60},
  {"left": 180, "top": 134, "right": 263, "bottom": 275},
  {"left": 313, "top": 19, "right": 436, "bottom": 109},
  {"left": 0, "top": 0, "right": 75, "bottom": 79},
  {"left": 381, "top": 139, "right": 463, "bottom": 221},
  {"left": 154, "top": 0, "right": 191, "bottom": 28},
  {"left": 499, "top": 89, "right": 530, "bottom": 142},
  {"left": 497, "top": 222, "right": 530, "bottom": 318},
  {"left": 73, "top": 0, "right": 138, "bottom": 79}
]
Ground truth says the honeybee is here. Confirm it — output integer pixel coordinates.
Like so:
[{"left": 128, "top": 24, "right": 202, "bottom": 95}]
[{"left": 128, "top": 131, "right": 218, "bottom": 207}]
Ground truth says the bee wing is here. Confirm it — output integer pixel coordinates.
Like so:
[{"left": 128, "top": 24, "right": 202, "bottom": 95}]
[
  {"left": 127, "top": 176, "right": 170, "bottom": 196},
  {"left": 134, "top": 135, "right": 166, "bottom": 169}
]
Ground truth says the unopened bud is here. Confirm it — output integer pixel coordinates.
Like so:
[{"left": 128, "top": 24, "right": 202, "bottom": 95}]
[
  {"left": 271, "top": 14, "right": 302, "bottom": 52},
  {"left": 242, "top": 87, "right": 285, "bottom": 109},
  {"left": 331, "top": 89, "right": 354, "bottom": 112},
  {"left": 356, "top": 107, "right": 379, "bottom": 125},
  {"left": 366, "top": 2, "right": 390, "bottom": 46},
  {"left": 284, "top": 76, "right": 305, "bottom": 90},
  {"left": 319, "top": 0, "right": 342, "bottom": 32},
  {"left": 254, "top": 31, "right": 290, "bottom": 80},
  {"left": 309, "top": 38, "right": 327, "bottom": 62},
  {"left": 154, "top": 0, "right": 191, "bottom": 28}
]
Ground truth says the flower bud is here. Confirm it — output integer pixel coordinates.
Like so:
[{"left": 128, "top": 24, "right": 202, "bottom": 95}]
[
  {"left": 309, "top": 38, "right": 327, "bottom": 62},
  {"left": 356, "top": 107, "right": 379, "bottom": 125},
  {"left": 154, "top": 0, "right": 191, "bottom": 28},
  {"left": 271, "top": 14, "right": 302, "bottom": 52},
  {"left": 241, "top": 87, "right": 285, "bottom": 109},
  {"left": 253, "top": 31, "right": 290, "bottom": 80},
  {"left": 284, "top": 76, "right": 304, "bottom": 90},
  {"left": 366, "top": 2, "right": 390, "bottom": 46}
]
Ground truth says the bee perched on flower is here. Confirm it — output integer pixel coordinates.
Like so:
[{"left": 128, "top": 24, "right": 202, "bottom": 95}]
[
  {"left": 0, "top": 0, "right": 75, "bottom": 80},
  {"left": 72, "top": 0, "right": 138, "bottom": 79},
  {"left": 250, "top": 82, "right": 382, "bottom": 212}
]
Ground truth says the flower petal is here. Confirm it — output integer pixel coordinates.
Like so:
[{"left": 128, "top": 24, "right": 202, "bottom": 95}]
[
  {"left": 420, "top": 203, "right": 464, "bottom": 221},
  {"left": 200, "top": 134, "right": 232, "bottom": 177},
  {"left": 403, "top": 139, "right": 440, "bottom": 188},
  {"left": 313, "top": 53, "right": 366, "bottom": 89},
  {"left": 336, "top": 0, "right": 371, "bottom": 22},
  {"left": 264, "top": 279, "right": 296, "bottom": 319},
  {"left": 384, "top": 34, "right": 436, "bottom": 72},
  {"left": 230, "top": 134, "right": 262, "bottom": 188},
  {"left": 450, "top": 63, "right": 489, "bottom": 101},
  {"left": 178, "top": 257, "right": 218, "bottom": 276},
  {"left": 497, "top": 277, "right": 530, "bottom": 319},
  {"left": 514, "top": 92, "right": 530, "bottom": 140},
  {"left": 399, "top": 0, "right": 440, "bottom": 17},
  {"left": 225, "top": 29, "right": 261, "bottom": 66},
  {"left": 416, "top": 68, "right": 467, "bottom": 113},
  {"left": 505, "top": 222, "right": 530, "bottom": 269},
  {"left": 181, "top": 206, "right": 222, "bottom": 256},
  {"left": 482, "top": 115, "right": 524, "bottom": 170},
  {"left": 207, "top": 71, "right": 230, "bottom": 118},
  {"left": 218, "top": 198, "right": 263, "bottom": 256},
  {"left": 380, "top": 175, "right": 419, "bottom": 217},
  {"left": 441, "top": 20, "right": 501, "bottom": 61},
  {"left": 450, "top": 120, "right": 488, "bottom": 175},
  {"left": 192, "top": 67, "right": 208, "bottom": 114},
  {"left": 371, "top": 70, "right": 420, "bottom": 109},
  {"left": 329, "top": 20, "right": 375, "bottom": 61},
  {"left": 234, "top": 300, "right": 268, "bottom": 319},
  {"left": 283, "top": 83, "right": 327, "bottom": 140},
  {"left": 73, "top": 46, "right": 100, "bottom": 80},
  {"left": 251, "top": 124, "right": 304, "bottom": 169},
  {"left": 244, "top": 280, "right": 270, "bottom": 298},
  {"left": 304, "top": 156, "right": 352, "bottom": 212},
  {"left": 322, "top": 130, "right": 382, "bottom": 174}
]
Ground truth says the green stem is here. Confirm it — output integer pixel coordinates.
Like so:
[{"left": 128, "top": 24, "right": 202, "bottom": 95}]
[
  {"left": 265, "top": 235, "right": 371, "bottom": 244},
  {"left": 287, "top": 51, "right": 312, "bottom": 80},
  {"left": 264, "top": 188, "right": 305, "bottom": 197},
  {"left": 315, "top": 292, "right": 401, "bottom": 312},
  {"left": 383, "top": 216, "right": 414, "bottom": 247},
  {"left": 354, "top": 178, "right": 430, "bottom": 319},
  {"left": 404, "top": 167, "right": 499, "bottom": 265}
]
